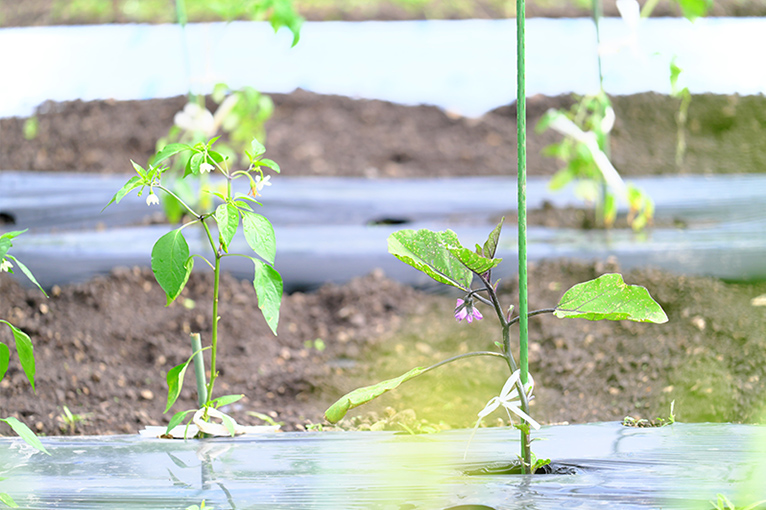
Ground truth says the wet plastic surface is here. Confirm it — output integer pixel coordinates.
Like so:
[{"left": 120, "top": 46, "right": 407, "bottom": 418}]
[
  {"left": 2, "top": 173, "right": 766, "bottom": 290},
  {"left": 2, "top": 19, "right": 765, "bottom": 118},
  {"left": 0, "top": 423, "right": 764, "bottom": 509}
]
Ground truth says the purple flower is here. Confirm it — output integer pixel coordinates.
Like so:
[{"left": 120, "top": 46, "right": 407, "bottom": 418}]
[{"left": 455, "top": 298, "right": 483, "bottom": 323}]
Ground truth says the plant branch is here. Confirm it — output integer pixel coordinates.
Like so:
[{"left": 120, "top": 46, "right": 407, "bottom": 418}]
[
  {"left": 157, "top": 184, "right": 201, "bottom": 219},
  {"left": 509, "top": 308, "right": 557, "bottom": 326}
]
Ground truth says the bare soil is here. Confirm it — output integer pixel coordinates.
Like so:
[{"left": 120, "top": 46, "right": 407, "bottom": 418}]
[{"left": 2, "top": 90, "right": 766, "bottom": 437}]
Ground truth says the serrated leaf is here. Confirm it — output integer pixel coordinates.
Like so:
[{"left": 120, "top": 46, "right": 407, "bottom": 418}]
[
  {"left": 1, "top": 417, "right": 49, "bottom": 455},
  {"left": 0, "top": 320, "right": 35, "bottom": 391},
  {"left": 554, "top": 273, "right": 668, "bottom": 323},
  {"left": 252, "top": 259, "right": 282, "bottom": 336},
  {"left": 6, "top": 255, "right": 47, "bottom": 297},
  {"left": 153, "top": 143, "right": 191, "bottom": 166},
  {"left": 387, "top": 229, "right": 472, "bottom": 290},
  {"left": 211, "top": 394, "right": 244, "bottom": 408},
  {"left": 0, "top": 343, "right": 9, "bottom": 382},
  {"left": 103, "top": 175, "right": 143, "bottom": 210},
  {"left": 166, "top": 409, "right": 195, "bottom": 433},
  {"left": 215, "top": 204, "right": 239, "bottom": 250},
  {"left": 151, "top": 229, "right": 193, "bottom": 306},
  {"left": 483, "top": 217, "right": 504, "bottom": 260},
  {"left": 324, "top": 367, "right": 425, "bottom": 423},
  {"left": 242, "top": 211, "right": 276, "bottom": 265}
]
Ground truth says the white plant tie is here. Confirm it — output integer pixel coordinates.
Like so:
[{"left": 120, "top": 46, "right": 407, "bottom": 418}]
[{"left": 464, "top": 370, "right": 540, "bottom": 459}]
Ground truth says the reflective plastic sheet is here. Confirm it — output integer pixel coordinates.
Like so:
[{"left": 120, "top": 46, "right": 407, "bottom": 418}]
[{"left": 1, "top": 422, "right": 764, "bottom": 509}]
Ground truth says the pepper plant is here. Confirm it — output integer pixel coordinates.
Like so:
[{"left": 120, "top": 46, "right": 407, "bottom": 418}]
[
  {"left": 105, "top": 137, "right": 282, "bottom": 436},
  {"left": 157, "top": 0, "right": 302, "bottom": 224},
  {"left": 1, "top": 231, "right": 50, "bottom": 507},
  {"left": 538, "top": 0, "right": 709, "bottom": 230}
]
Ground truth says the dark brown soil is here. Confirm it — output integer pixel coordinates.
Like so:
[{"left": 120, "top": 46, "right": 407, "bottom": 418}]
[
  {"left": 3, "top": 91, "right": 766, "bottom": 179},
  {"left": 2, "top": 258, "right": 765, "bottom": 437},
  {"left": 2, "top": 90, "right": 766, "bottom": 438}
]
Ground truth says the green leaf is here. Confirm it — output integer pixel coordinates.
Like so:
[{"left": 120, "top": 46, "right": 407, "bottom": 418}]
[
  {"left": 153, "top": 143, "right": 191, "bottom": 166},
  {"left": 242, "top": 211, "right": 276, "bottom": 265},
  {"left": 164, "top": 360, "right": 192, "bottom": 413},
  {"left": 103, "top": 175, "right": 143, "bottom": 211},
  {"left": 151, "top": 229, "right": 193, "bottom": 306},
  {"left": 258, "top": 158, "right": 281, "bottom": 174},
  {"left": 0, "top": 230, "right": 26, "bottom": 261},
  {"left": 548, "top": 167, "right": 575, "bottom": 191},
  {"left": 387, "top": 229, "right": 473, "bottom": 290},
  {"left": 324, "top": 367, "right": 425, "bottom": 423},
  {"left": 447, "top": 245, "right": 501, "bottom": 275},
  {"left": 215, "top": 204, "right": 239, "bottom": 251},
  {"left": 252, "top": 259, "right": 282, "bottom": 336},
  {"left": 554, "top": 273, "right": 668, "bottom": 323},
  {"left": 220, "top": 412, "right": 237, "bottom": 436},
  {"left": 166, "top": 409, "right": 195, "bottom": 433},
  {"left": 482, "top": 217, "right": 504, "bottom": 260},
  {"left": 0, "top": 492, "right": 18, "bottom": 507},
  {"left": 210, "top": 394, "right": 244, "bottom": 408},
  {"left": 0, "top": 343, "right": 9, "bottom": 382},
  {"left": 675, "top": 0, "right": 710, "bottom": 20},
  {"left": 0, "top": 321, "right": 35, "bottom": 391},
  {"left": 6, "top": 255, "right": 47, "bottom": 297},
  {"left": 250, "top": 138, "right": 266, "bottom": 158},
  {"left": 1, "top": 417, "right": 49, "bottom": 455},
  {"left": 188, "top": 152, "right": 204, "bottom": 177}
]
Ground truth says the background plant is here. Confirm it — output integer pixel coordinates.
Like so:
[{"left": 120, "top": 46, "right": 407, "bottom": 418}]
[
  {"left": 0, "top": 231, "right": 50, "bottom": 508},
  {"left": 152, "top": 0, "right": 301, "bottom": 223},
  {"left": 538, "top": 0, "right": 710, "bottom": 230},
  {"left": 105, "top": 137, "right": 283, "bottom": 437}
]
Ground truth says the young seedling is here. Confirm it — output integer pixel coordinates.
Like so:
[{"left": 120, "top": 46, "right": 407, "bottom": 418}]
[
  {"left": 1, "top": 230, "right": 50, "bottom": 507},
  {"left": 105, "top": 137, "right": 283, "bottom": 437},
  {"left": 324, "top": 220, "right": 668, "bottom": 473}
]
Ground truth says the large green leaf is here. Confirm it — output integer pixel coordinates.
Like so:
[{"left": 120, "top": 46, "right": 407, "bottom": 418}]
[
  {"left": 242, "top": 211, "right": 276, "bottom": 265},
  {"left": 1, "top": 417, "right": 49, "bottom": 455},
  {"left": 0, "top": 343, "right": 9, "bottom": 382},
  {"left": 103, "top": 175, "right": 143, "bottom": 210},
  {"left": 387, "top": 229, "right": 472, "bottom": 290},
  {"left": 554, "top": 273, "right": 668, "bottom": 323},
  {"left": 252, "top": 259, "right": 282, "bottom": 336},
  {"left": 0, "top": 321, "right": 35, "bottom": 391},
  {"left": 151, "top": 229, "right": 193, "bottom": 306},
  {"left": 324, "top": 367, "right": 425, "bottom": 423},
  {"left": 215, "top": 204, "right": 239, "bottom": 251}
]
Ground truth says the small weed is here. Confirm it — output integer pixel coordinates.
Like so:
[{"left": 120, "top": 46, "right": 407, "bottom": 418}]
[
  {"left": 57, "top": 406, "right": 93, "bottom": 435},
  {"left": 622, "top": 401, "right": 676, "bottom": 428}
]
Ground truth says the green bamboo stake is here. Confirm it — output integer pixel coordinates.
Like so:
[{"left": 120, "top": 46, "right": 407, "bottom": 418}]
[
  {"left": 190, "top": 333, "right": 208, "bottom": 407},
  {"left": 516, "top": 0, "right": 532, "bottom": 472}
]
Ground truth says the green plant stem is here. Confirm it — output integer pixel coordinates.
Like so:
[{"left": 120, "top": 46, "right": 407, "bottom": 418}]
[
  {"left": 516, "top": 0, "right": 532, "bottom": 474},
  {"left": 509, "top": 308, "right": 556, "bottom": 326},
  {"left": 198, "top": 220, "right": 222, "bottom": 404},
  {"left": 419, "top": 351, "right": 507, "bottom": 376},
  {"left": 157, "top": 185, "right": 200, "bottom": 219},
  {"left": 190, "top": 333, "right": 208, "bottom": 407}
]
